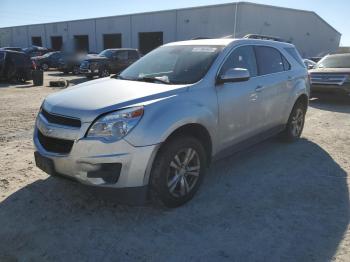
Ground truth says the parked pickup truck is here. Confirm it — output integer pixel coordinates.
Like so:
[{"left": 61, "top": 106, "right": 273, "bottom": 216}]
[
  {"left": 310, "top": 53, "right": 350, "bottom": 96},
  {"left": 80, "top": 48, "right": 140, "bottom": 78}
]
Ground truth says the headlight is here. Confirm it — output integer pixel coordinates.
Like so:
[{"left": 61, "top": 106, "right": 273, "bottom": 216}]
[
  {"left": 86, "top": 107, "right": 144, "bottom": 141},
  {"left": 346, "top": 75, "right": 350, "bottom": 83},
  {"left": 90, "top": 62, "right": 99, "bottom": 70}
]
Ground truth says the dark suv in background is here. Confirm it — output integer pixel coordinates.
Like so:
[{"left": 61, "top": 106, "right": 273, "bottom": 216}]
[
  {"left": 31, "top": 51, "right": 64, "bottom": 70},
  {"left": 0, "top": 50, "right": 34, "bottom": 82},
  {"left": 58, "top": 53, "right": 97, "bottom": 75},
  {"left": 80, "top": 48, "right": 140, "bottom": 78}
]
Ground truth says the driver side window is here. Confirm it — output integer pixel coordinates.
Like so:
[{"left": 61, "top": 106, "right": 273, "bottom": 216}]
[{"left": 220, "top": 45, "right": 257, "bottom": 77}]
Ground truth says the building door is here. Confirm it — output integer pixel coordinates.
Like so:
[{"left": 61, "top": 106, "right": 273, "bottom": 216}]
[
  {"left": 138, "top": 32, "right": 163, "bottom": 55},
  {"left": 51, "top": 36, "right": 63, "bottom": 51},
  {"left": 103, "top": 34, "right": 122, "bottom": 49},
  {"left": 32, "top": 36, "right": 42, "bottom": 46},
  {"left": 74, "top": 35, "right": 89, "bottom": 52}
]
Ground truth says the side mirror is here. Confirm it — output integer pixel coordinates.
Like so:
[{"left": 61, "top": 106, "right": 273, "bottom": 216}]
[{"left": 217, "top": 68, "right": 250, "bottom": 84}]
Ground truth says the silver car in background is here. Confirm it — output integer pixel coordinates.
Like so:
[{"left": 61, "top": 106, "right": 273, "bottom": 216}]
[{"left": 34, "top": 38, "right": 309, "bottom": 207}]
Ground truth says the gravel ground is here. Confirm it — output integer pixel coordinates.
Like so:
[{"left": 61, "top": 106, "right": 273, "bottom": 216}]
[{"left": 0, "top": 72, "right": 349, "bottom": 262}]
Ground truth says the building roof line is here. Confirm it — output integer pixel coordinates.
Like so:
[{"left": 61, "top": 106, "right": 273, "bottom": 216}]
[{"left": 0, "top": 1, "right": 341, "bottom": 36}]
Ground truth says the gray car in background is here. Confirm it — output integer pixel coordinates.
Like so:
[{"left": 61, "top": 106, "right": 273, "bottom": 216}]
[{"left": 33, "top": 38, "right": 309, "bottom": 207}]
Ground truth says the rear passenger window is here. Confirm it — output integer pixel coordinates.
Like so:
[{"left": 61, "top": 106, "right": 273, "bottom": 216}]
[
  {"left": 282, "top": 55, "right": 291, "bottom": 71},
  {"left": 284, "top": 47, "right": 304, "bottom": 67},
  {"left": 115, "top": 51, "right": 128, "bottom": 60},
  {"left": 255, "top": 46, "right": 284, "bottom": 75},
  {"left": 128, "top": 51, "right": 139, "bottom": 60},
  {"left": 220, "top": 45, "right": 257, "bottom": 77}
]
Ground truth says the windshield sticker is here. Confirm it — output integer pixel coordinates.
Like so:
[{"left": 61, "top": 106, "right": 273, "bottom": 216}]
[{"left": 192, "top": 47, "right": 217, "bottom": 53}]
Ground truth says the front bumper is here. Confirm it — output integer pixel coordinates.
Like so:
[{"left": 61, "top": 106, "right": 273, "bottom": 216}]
[
  {"left": 80, "top": 68, "right": 99, "bottom": 76},
  {"left": 33, "top": 114, "right": 159, "bottom": 190},
  {"left": 311, "top": 83, "right": 350, "bottom": 95}
]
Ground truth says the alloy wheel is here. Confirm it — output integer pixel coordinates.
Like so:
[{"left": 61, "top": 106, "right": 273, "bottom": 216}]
[
  {"left": 291, "top": 108, "right": 304, "bottom": 137},
  {"left": 167, "top": 148, "right": 201, "bottom": 198}
]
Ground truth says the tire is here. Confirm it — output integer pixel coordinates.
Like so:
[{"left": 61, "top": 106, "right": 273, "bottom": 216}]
[
  {"left": 41, "top": 63, "right": 49, "bottom": 71},
  {"left": 73, "top": 66, "right": 80, "bottom": 75},
  {"left": 281, "top": 101, "right": 306, "bottom": 142},
  {"left": 99, "top": 67, "right": 110, "bottom": 78},
  {"left": 150, "top": 136, "right": 207, "bottom": 208}
]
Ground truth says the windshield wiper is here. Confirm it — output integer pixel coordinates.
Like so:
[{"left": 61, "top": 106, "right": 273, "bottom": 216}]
[{"left": 137, "top": 76, "right": 171, "bottom": 84}]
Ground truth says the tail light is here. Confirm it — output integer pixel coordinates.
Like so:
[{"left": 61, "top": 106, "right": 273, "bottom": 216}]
[{"left": 32, "top": 60, "right": 37, "bottom": 70}]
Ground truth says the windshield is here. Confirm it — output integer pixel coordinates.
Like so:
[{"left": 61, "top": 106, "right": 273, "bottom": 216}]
[
  {"left": 119, "top": 45, "right": 223, "bottom": 84},
  {"left": 99, "top": 50, "right": 114, "bottom": 58},
  {"left": 42, "top": 52, "right": 54, "bottom": 58},
  {"left": 316, "top": 55, "right": 350, "bottom": 68}
]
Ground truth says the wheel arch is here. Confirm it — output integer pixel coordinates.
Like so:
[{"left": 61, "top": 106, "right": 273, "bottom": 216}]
[{"left": 160, "top": 123, "right": 213, "bottom": 165}]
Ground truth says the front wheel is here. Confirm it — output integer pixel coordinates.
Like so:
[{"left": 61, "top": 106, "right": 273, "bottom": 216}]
[
  {"left": 150, "top": 136, "right": 207, "bottom": 208},
  {"left": 41, "top": 63, "right": 49, "bottom": 71},
  {"left": 281, "top": 101, "right": 306, "bottom": 142},
  {"left": 99, "top": 68, "right": 110, "bottom": 78}
]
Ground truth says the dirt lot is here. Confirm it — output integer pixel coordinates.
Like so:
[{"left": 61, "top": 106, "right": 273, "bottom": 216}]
[{"left": 0, "top": 72, "right": 349, "bottom": 261}]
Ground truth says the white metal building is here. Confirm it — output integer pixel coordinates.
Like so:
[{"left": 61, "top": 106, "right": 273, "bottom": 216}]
[{"left": 0, "top": 2, "right": 341, "bottom": 57}]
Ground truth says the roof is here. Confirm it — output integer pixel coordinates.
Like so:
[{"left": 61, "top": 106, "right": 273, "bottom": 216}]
[{"left": 167, "top": 38, "right": 295, "bottom": 48}]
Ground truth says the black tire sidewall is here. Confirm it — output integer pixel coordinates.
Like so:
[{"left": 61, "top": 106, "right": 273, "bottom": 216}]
[
  {"left": 285, "top": 102, "right": 306, "bottom": 141},
  {"left": 150, "top": 136, "right": 207, "bottom": 208}
]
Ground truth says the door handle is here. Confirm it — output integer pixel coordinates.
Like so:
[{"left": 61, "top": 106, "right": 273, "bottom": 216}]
[{"left": 255, "top": 85, "right": 265, "bottom": 92}]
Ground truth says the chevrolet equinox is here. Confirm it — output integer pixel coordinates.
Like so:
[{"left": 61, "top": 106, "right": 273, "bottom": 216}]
[{"left": 34, "top": 38, "right": 309, "bottom": 207}]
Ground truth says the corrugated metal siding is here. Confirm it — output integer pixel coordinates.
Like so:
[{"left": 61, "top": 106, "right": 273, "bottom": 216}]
[{"left": 237, "top": 3, "right": 341, "bottom": 57}]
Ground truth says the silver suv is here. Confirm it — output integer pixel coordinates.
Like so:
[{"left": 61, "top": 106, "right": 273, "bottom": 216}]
[{"left": 33, "top": 38, "right": 309, "bottom": 207}]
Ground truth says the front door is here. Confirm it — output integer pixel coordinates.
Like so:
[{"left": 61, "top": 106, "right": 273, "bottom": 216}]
[{"left": 216, "top": 45, "right": 264, "bottom": 150}]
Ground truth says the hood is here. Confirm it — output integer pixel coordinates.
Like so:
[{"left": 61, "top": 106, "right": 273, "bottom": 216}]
[
  {"left": 310, "top": 68, "right": 350, "bottom": 74},
  {"left": 43, "top": 77, "right": 189, "bottom": 122},
  {"left": 31, "top": 56, "right": 45, "bottom": 60}
]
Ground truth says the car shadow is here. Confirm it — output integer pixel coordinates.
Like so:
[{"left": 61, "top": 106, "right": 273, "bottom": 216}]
[
  {"left": 310, "top": 96, "right": 350, "bottom": 113},
  {"left": 0, "top": 138, "right": 348, "bottom": 261}
]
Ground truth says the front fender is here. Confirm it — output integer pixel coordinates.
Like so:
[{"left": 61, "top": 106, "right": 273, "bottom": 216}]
[{"left": 124, "top": 93, "right": 219, "bottom": 152}]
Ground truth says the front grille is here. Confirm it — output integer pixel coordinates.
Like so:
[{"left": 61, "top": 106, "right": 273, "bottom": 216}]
[
  {"left": 310, "top": 73, "right": 348, "bottom": 86},
  {"left": 41, "top": 109, "right": 81, "bottom": 128},
  {"left": 37, "top": 130, "right": 74, "bottom": 154}
]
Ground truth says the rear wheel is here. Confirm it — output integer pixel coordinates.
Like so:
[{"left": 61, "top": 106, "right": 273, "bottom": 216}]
[
  {"left": 281, "top": 101, "right": 306, "bottom": 142},
  {"left": 150, "top": 136, "right": 207, "bottom": 208},
  {"left": 72, "top": 66, "right": 80, "bottom": 75}
]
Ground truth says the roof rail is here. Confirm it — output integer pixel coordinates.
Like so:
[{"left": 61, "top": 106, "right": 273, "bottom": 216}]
[
  {"left": 191, "top": 37, "right": 212, "bottom": 40},
  {"left": 243, "top": 34, "right": 287, "bottom": 42}
]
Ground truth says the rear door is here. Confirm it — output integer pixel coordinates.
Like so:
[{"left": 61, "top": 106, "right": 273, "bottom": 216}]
[
  {"left": 127, "top": 50, "right": 140, "bottom": 65},
  {"left": 254, "top": 45, "right": 291, "bottom": 129},
  {"left": 113, "top": 50, "right": 129, "bottom": 73}
]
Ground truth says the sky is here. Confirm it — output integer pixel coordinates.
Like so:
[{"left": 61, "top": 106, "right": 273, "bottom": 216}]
[{"left": 0, "top": 0, "right": 349, "bottom": 46}]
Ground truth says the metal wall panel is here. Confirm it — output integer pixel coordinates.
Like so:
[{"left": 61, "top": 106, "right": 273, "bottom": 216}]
[
  {"left": 67, "top": 19, "right": 97, "bottom": 52},
  {"left": 176, "top": 4, "right": 237, "bottom": 40},
  {"left": 237, "top": 3, "right": 341, "bottom": 57},
  {"left": 44, "top": 22, "right": 69, "bottom": 50},
  {"left": 95, "top": 16, "right": 131, "bottom": 51},
  {"left": 27, "top": 24, "right": 47, "bottom": 46},
  {"left": 0, "top": 28, "right": 12, "bottom": 47},
  {"left": 11, "top": 26, "right": 28, "bottom": 47},
  {"left": 130, "top": 11, "right": 177, "bottom": 49}
]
